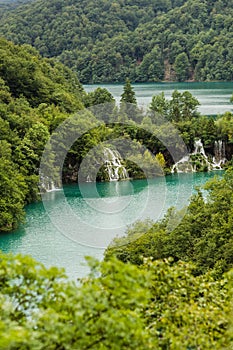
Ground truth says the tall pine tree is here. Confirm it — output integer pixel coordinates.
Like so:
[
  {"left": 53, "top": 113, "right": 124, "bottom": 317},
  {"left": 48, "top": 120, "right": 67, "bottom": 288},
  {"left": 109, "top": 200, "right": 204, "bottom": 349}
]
[{"left": 120, "top": 78, "right": 137, "bottom": 104}]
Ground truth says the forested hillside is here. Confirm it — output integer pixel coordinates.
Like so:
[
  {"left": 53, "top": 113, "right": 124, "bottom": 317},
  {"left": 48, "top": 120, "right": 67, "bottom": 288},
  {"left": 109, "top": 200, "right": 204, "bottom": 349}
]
[
  {"left": 0, "top": 38, "right": 84, "bottom": 231},
  {"left": 0, "top": 0, "right": 232, "bottom": 83}
]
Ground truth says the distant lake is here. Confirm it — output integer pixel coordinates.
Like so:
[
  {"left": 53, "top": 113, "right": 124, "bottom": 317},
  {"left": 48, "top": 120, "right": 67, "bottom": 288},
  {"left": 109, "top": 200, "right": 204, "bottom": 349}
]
[{"left": 84, "top": 81, "right": 233, "bottom": 116}]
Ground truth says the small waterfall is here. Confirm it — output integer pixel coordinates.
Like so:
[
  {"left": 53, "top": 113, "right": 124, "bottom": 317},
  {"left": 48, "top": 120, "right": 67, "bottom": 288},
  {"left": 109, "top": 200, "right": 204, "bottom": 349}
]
[
  {"left": 40, "top": 175, "right": 61, "bottom": 192},
  {"left": 213, "top": 140, "right": 226, "bottom": 169},
  {"left": 172, "top": 139, "right": 212, "bottom": 173},
  {"left": 193, "top": 139, "right": 207, "bottom": 157},
  {"left": 171, "top": 155, "right": 193, "bottom": 173},
  {"left": 86, "top": 175, "right": 92, "bottom": 182},
  {"left": 103, "top": 148, "right": 128, "bottom": 181}
]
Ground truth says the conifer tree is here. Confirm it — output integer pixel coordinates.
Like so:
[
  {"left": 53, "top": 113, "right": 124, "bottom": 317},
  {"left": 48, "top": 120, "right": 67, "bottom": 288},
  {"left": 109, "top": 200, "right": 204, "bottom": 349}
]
[{"left": 120, "top": 78, "right": 137, "bottom": 105}]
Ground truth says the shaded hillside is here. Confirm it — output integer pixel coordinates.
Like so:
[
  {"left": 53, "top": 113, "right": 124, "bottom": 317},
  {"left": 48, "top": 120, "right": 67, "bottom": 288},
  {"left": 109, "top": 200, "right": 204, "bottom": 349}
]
[
  {"left": 0, "top": 37, "right": 84, "bottom": 231},
  {"left": 0, "top": 37, "right": 84, "bottom": 108},
  {"left": 0, "top": 0, "right": 232, "bottom": 83}
]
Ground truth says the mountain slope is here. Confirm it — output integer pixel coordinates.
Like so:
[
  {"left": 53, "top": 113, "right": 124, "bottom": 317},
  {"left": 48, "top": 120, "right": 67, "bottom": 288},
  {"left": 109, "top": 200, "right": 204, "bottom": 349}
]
[
  {"left": 0, "top": 37, "right": 84, "bottom": 231},
  {"left": 0, "top": 0, "right": 232, "bottom": 83}
]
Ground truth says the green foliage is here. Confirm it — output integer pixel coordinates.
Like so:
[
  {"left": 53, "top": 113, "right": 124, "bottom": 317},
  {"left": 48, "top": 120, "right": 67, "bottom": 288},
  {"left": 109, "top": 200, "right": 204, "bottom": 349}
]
[
  {"left": 149, "top": 92, "right": 169, "bottom": 117},
  {"left": 144, "top": 258, "right": 231, "bottom": 350},
  {"left": 216, "top": 112, "right": 233, "bottom": 143},
  {"left": 0, "top": 0, "right": 232, "bottom": 82},
  {"left": 0, "top": 38, "right": 84, "bottom": 231},
  {"left": 105, "top": 168, "right": 233, "bottom": 277},
  {"left": 120, "top": 78, "right": 137, "bottom": 104},
  {"left": 0, "top": 252, "right": 232, "bottom": 349},
  {"left": 0, "top": 157, "right": 26, "bottom": 231},
  {"left": 149, "top": 90, "right": 200, "bottom": 123},
  {"left": 0, "top": 38, "right": 84, "bottom": 110},
  {"left": 83, "top": 87, "right": 115, "bottom": 107},
  {"left": 169, "top": 90, "right": 200, "bottom": 122},
  {"left": 174, "top": 52, "right": 190, "bottom": 81}
]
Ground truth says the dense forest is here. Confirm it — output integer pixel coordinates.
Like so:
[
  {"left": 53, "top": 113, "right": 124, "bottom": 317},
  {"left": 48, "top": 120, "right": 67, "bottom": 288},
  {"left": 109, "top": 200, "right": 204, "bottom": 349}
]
[
  {"left": 0, "top": 0, "right": 232, "bottom": 83},
  {"left": 0, "top": 38, "right": 85, "bottom": 231}
]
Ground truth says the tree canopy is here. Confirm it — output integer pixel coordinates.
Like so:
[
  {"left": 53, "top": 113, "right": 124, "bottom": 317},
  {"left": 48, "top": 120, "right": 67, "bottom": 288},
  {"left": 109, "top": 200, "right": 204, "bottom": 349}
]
[
  {"left": 0, "top": 38, "right": 84, "bottom": 231},
  {"left": 0, "top": 251, "right": 232, "bottom": 349},
  {"left": 0, "top": 0, "right": 232, "bottom": 83}
]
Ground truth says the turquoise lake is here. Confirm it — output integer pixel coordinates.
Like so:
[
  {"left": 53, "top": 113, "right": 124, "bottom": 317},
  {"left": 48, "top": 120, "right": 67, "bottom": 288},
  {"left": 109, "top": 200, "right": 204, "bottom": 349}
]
[
  {"left": 84, "top": 81, "right": 233, "bottom": 115},
  {"left": 1, "top": 81, "right": 231, "bottom": 279},
  {"left": 0, "top": 172, "right": 223, "bottom": 280}
]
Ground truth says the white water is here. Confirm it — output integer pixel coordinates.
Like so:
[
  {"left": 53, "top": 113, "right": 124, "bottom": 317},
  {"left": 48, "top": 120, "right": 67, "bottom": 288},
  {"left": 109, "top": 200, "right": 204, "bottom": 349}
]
[
  {"left": 103, "top": 148, "right": 128, "bottom": 181},
  {"left": 172, "top": 139, "right": 226, "bottom": 173},
  {"left": 213, "top": 140, "right": 226, "bottom": 168},
  {"left": 40, "top": 176, "right": 60, "bottom": 192}
]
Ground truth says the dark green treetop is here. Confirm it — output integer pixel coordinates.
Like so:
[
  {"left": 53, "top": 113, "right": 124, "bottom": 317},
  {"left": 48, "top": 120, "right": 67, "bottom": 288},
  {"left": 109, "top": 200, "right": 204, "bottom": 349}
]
[{"left": 120, "top": 78, "right": 137, "bottom": 105}]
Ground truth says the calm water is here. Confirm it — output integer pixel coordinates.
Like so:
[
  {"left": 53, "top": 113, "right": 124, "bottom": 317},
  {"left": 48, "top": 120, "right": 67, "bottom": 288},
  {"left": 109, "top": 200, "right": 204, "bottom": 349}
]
[
  {"left": 0, "top": 172, "right": 223, "bottom": 279},
  {"left": 84, "top": 81, "right": 233, "bottom": 115}
]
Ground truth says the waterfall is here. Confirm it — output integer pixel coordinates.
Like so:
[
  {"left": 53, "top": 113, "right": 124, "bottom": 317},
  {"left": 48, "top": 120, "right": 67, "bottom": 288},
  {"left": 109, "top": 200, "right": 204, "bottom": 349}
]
[
  {"left": 171, "top": 155, "right": 193, "bottom": 173},
  {"left": 40, "top": 175, "right": 61, "bottom": 192},
  {"left": 103, "top": 148, "right": 128, "bottom": 181},
  {"left": 172, "top": 139, "right": 211, "bottom": 173},
  {"left": 84, "top": 147, "right": 129, "bottom": 182},
  {"left": 86, "top": 175, "right": 92, "bottom": 182},
  {"left": 213, "top": 140, "right": 226, "bottom": 169},
  {"left": 193, "top": 139, "right": 207, "bottom": 157}
]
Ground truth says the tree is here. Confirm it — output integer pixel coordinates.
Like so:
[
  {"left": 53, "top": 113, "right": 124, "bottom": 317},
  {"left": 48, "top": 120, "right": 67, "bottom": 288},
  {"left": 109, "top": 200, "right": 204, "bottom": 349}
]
[
  {"left": 137, "top": 46, "right": 164, "bottom": 82},
  {"left": 174, "top": 52, "right": 190, "bottom": 81},
  {"left": 83, "top": 87, "right": 115, "bottom": 107},
  {"left": 169, "top": 90, "right": 200, "bottom": 122},
  {"left": 149, "top": 92, "right": 169, "bottom": 118},
  {"left": 0, "top": 253, "right": 231, "bottom": 349},
  {"left": 216, "top": 112, "right": 233, "bottom": 143},
  {"left": 0, "top": 157, "right": 27, "bottom": 231},
  {"left": 120, "top": 78, "right": 137, "bottom": 104}
]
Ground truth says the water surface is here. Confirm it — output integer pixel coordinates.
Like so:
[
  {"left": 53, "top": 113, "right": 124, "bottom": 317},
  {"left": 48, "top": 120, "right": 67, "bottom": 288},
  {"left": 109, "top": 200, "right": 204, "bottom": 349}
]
[
  {"left": 84, "top": 81, "right": 233, "bottom": 115},
  {"left": 0, "top": 171, "right": 223, "bottom": 279}
]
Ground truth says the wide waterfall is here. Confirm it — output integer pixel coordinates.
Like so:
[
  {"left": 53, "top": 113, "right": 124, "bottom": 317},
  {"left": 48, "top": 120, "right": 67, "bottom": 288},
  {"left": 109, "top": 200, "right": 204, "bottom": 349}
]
[
  {"left": 172, "top": 139, "right": 226, "bottom": 173},
  {"left": 102, "top": 148, "right": 128, "bottom": 181},
  {"left": 84, "top": 147, "right": 128, "bottom": 182}
]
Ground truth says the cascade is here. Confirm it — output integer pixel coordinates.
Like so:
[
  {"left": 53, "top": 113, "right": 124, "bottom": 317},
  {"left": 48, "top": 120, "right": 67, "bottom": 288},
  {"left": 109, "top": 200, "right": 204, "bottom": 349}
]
[
  {"left": 86, "top": 175, "right": 92, "bottom": 182},
  {"left": 41, "top": 148, "right": 128, "bottom": 188},
  {"left": 193, "top": 139, "right": 207, "bottom": 157},
  {"left": 84, "top": 147, "right": 129, "bottom": 182},
  {"left": 40, "top": 175, "right": 61, "bottom": 192},
  {"left": 213, "top": 140, "right": 226, "bottom": 168},
  {"left": 103, "top": 148, "right": 128, "bottom": 181},
  {"left": 172, "top": 139, "right": 212, "bottom": 173}
]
